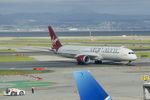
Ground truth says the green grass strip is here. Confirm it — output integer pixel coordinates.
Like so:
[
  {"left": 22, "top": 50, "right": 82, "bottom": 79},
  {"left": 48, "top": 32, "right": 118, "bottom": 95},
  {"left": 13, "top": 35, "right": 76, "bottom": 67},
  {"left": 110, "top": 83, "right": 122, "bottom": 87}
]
[
  {"left": 0, "top": 49, "right": 16, "bottom": 52},
  {"left": 0, "top": 70, "right": 52, "bottom": 75},
  {"left": 0, "top": 55, "right": 35, "bottom": 62},
  {"left": 136, "top": 52, "right": 150, "bottom": 58}
]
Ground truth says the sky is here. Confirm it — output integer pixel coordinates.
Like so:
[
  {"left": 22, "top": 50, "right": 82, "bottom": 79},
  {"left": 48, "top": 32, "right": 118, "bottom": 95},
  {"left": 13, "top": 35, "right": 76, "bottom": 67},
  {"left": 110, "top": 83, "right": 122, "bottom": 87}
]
[{"left": 0, "top": 0, "right": 150, "bottom": 15}]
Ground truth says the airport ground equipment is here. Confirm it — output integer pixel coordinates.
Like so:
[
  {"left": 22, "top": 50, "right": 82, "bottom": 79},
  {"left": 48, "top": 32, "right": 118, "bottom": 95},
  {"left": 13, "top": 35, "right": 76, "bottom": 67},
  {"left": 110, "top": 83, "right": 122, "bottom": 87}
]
[
  {"left": 143, "top": 83, "right": 150, "bottom": 100},
  {"left": 141, "top": 75, "right": 150, "bottom": 81},
  {"left": 3, "top": 88, "right": 25, "bottom": 96}
]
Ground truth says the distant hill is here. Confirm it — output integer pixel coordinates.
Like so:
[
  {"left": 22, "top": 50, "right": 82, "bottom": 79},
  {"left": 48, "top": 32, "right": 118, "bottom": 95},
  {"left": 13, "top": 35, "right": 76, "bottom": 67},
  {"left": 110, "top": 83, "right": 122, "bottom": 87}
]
[
  {"left": 0, "top": 13, "right": 150, "bottom": 31},
  {"left": 0, "top": 12, "right": 150, "bottom": 24}
]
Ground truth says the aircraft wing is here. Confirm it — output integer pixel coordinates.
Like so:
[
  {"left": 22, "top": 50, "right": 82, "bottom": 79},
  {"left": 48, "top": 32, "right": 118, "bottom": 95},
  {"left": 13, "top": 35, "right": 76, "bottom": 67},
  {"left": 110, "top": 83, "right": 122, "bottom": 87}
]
[{"left": 74, "top": 71, "right": 112, "bottom": 100}]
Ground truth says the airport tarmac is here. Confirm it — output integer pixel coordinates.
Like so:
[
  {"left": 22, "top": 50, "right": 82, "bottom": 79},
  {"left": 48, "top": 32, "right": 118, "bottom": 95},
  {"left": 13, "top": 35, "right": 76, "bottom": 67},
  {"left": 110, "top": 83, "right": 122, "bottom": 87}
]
[
  {"left": 0, "top": 46, "right": 150, "bottom": 100},
  {"left": 0, "top": 55, "right": 150, "bottom": 100}
]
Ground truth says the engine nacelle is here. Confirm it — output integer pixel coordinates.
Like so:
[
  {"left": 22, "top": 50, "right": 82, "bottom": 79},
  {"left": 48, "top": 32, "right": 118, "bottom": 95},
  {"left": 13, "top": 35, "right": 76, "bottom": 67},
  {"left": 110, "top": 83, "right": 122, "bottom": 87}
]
[{"left": 76, "top": 55, "right": 90, "bottom": 65}]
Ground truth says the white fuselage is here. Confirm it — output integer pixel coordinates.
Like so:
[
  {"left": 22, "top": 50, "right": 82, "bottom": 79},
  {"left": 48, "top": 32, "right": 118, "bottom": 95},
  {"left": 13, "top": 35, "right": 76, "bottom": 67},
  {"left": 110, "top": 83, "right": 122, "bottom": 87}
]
[{"left": 57, "top": 45, "right": 137, "bottom": 62}]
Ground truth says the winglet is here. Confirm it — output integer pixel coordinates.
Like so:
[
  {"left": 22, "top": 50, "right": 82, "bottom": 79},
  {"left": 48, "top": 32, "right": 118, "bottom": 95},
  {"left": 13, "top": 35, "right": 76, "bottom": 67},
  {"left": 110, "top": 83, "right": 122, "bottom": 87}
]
[
  {"left": 48, "top": 26, "right": 62, "bottom": 52},
  {"left": 74, "top": 71, "right": 112, "bottom": 100}
]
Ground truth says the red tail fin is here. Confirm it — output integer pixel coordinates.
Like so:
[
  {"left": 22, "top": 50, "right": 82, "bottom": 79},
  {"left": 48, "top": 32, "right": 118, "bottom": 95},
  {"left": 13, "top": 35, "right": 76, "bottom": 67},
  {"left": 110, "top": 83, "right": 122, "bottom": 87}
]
[{"left": 48, "top": 26, "right": 62, "bottom": 52}]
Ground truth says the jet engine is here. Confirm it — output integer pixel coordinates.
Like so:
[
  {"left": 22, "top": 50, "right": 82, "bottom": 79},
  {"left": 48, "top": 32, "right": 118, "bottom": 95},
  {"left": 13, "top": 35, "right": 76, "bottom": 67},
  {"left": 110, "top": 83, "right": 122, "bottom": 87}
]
[{"left": 76, "top": 55, "right": 90, "bottom": 65}]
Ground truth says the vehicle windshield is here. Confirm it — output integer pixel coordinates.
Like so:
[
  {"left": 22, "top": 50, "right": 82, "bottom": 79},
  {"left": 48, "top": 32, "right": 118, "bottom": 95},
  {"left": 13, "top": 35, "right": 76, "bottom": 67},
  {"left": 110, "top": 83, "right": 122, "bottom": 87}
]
[{"left": 6, "top": 88, "right": 10, "bottom": 93}]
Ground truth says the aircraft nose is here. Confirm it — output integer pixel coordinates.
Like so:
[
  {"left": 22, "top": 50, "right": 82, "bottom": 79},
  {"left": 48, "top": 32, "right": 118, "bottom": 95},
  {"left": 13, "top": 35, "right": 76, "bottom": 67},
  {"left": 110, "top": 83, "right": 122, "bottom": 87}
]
[{"left": 132, "top": 54, "right": 137, "bottom": 60}]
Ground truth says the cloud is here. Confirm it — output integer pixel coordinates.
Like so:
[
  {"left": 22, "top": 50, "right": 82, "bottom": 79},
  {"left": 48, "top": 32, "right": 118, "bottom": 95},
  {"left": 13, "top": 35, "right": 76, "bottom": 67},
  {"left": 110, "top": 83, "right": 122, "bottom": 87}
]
[{"left": 0, "top": 0, "right": 150, "bottom": 15}]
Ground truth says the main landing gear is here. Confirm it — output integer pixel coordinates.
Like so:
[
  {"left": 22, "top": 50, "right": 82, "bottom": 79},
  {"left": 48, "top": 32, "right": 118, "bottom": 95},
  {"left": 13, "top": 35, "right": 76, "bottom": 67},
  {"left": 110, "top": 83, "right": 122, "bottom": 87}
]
[{"left": 95, "top": 60, "right": 102, "bottom": 64}]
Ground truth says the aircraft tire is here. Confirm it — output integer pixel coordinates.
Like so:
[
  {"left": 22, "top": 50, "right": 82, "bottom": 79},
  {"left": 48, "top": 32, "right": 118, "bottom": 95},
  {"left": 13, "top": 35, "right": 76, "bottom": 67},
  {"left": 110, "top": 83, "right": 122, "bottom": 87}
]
[{"left": 19, "top": 91, "right": 24, "bottom": 96}]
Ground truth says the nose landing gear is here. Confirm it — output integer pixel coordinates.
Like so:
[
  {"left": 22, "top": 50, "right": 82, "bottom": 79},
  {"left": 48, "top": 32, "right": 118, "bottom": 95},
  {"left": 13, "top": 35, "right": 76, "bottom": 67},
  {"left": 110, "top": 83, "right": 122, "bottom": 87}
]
[{"left": 127, "top": 61, "right": 133, "bottom": 66}]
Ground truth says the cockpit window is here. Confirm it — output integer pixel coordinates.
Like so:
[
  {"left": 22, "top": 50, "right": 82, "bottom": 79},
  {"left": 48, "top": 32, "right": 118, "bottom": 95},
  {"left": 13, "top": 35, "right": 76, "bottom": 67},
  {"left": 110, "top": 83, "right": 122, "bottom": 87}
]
[{"left": 128, "top": 52, "right": 135, "bottom": 54}]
